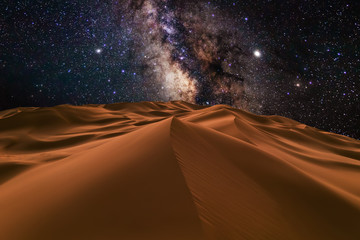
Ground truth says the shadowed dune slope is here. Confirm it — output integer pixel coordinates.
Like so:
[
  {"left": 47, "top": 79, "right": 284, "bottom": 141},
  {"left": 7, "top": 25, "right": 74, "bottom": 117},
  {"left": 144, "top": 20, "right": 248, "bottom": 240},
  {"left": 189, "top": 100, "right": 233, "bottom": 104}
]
[{"left": 0, "top": 101, "right": 359, "bottom": 240}]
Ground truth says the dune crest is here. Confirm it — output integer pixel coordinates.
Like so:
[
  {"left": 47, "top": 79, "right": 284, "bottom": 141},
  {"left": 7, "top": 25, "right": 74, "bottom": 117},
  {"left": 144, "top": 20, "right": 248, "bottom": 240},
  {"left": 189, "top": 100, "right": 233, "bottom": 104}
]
[{"left": 0, "top": 101, "right": 359, "bottom": 239}]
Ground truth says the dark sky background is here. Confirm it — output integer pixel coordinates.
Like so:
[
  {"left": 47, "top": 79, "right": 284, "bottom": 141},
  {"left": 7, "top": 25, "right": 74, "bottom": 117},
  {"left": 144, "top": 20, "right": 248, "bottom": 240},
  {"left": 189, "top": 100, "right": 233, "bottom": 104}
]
[{"left": 1, "top": 0, "right": 359, "bottom": 139}]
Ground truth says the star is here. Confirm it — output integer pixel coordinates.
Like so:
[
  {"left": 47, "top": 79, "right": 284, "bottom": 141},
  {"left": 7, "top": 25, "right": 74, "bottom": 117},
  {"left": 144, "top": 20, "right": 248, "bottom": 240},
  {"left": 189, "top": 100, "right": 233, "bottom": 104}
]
[{"left": 253, "top": 50, "right": 262, "bottom": 58}]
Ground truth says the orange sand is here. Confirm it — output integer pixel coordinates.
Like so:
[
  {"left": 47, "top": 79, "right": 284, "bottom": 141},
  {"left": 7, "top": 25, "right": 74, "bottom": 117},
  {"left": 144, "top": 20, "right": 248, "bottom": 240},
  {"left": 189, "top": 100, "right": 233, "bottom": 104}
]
[{"left": 0, "top": 101, "right": 359, "bottom": 239}]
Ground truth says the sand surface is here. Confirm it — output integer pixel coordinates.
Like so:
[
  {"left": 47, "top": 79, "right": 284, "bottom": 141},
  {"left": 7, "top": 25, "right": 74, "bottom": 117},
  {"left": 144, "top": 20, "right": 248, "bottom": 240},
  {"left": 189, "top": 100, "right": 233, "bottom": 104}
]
[{"left": 0, "top": 101, "right": 359, "bottom": 239}]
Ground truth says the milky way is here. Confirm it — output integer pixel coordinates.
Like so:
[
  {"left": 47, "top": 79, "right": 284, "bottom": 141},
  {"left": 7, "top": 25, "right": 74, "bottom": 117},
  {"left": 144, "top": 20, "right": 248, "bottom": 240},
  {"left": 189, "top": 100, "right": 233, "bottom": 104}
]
[
  {"left": 1, "top": 0, "right": 359, "bottom": 139},
  {"left": 114, "top": 0, "right": 272, "bottom": 112}
]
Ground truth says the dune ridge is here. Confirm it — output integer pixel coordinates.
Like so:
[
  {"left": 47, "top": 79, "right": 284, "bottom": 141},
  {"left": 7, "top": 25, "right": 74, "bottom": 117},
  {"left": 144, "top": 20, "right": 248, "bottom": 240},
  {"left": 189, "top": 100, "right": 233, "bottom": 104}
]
[{"left": 0, "top": 101, "right": 359, "bottom": 239}]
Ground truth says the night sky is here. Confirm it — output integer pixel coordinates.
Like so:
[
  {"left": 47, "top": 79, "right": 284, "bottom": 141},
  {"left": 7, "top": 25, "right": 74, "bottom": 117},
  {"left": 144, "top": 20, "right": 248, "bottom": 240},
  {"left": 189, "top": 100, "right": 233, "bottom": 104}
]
[{"left": 1, "top": 0, "right": 359, "bottom": 139}]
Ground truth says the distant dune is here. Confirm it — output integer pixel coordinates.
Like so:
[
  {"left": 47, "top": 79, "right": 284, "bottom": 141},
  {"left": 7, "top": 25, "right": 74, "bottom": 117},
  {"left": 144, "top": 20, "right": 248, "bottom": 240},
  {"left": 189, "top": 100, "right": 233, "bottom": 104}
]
[{"left": 0, "top": 101, "right": 359, "bottom": 240}]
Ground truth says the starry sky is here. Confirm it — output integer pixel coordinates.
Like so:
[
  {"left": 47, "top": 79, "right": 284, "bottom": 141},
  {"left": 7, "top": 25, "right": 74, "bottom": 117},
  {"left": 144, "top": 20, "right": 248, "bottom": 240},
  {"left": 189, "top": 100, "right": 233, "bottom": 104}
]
[{"left": 1, "top": 0, "right": 359, "bottom": 139}]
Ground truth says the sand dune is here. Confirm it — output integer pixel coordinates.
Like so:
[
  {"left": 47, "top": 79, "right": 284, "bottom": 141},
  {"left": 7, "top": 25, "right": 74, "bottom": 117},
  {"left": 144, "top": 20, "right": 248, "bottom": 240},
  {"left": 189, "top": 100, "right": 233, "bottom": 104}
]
[{"left": 0, "top": 101, "right": 359, "bottom": 240}]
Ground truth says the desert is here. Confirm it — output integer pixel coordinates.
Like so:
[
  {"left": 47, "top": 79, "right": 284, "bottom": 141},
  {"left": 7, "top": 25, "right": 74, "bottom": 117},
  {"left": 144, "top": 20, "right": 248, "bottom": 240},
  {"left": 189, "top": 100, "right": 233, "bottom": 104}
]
[{"left": 0, "top": 101, "right": 359, "bottom": 239}]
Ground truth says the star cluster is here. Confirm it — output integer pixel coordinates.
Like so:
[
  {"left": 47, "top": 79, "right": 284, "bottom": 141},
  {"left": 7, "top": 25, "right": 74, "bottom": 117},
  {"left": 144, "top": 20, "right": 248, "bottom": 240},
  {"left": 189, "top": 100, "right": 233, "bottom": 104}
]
[{"left": 0, "top": 0, "right": 359, "bottom": 139}]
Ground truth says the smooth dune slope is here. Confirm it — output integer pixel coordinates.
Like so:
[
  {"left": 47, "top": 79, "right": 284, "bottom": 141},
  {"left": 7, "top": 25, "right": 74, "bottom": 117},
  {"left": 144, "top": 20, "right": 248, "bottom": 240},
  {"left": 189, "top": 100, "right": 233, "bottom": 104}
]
[{"left": 0, "top": 101, "right": 359, "bottom": 240}]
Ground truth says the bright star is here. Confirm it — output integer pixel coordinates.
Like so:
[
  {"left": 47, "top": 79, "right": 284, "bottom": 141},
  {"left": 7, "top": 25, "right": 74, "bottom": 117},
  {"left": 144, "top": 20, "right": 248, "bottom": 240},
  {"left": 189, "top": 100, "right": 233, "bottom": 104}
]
[{"left": 253, "top": 50, "right": 262, "bottom": 58}]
